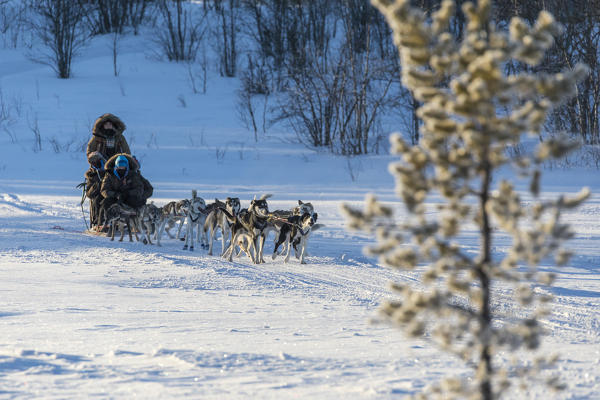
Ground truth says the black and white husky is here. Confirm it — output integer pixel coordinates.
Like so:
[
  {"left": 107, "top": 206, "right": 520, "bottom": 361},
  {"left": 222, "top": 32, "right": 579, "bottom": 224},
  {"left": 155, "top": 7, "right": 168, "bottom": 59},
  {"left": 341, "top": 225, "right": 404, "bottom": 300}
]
[
  {"left": 204, "top": 197, "right": 241, "bottom": 256},
  {"left": 272, "top": 212, "right": 319, "bottom": 264},
  {"left": 182, "top": 190, "right": 207, "bottom": 251},
  {"left": 263, "top": 200, "right": 316, "bottom": 256},
  {"left": 105, "top": 202, "right": 139, "bottom": 242},
  {"left": 156, "top": 199, "right": 190, "bottom": 246},
  {"left": 136, "top": 202, "right": 161, "bottom": 245},
  {"left": 223, "top": 194, "right": 271, "bottom": 263},
  {"left": 293, "top": 200, "right": 315, "bottom": 217}
]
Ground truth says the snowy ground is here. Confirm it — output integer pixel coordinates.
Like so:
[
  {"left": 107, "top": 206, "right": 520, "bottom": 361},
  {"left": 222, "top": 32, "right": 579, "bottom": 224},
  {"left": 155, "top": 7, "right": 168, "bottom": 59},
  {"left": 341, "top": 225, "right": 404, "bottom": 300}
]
[{"left": 1, "top": 27, "right": 599, "bottom": 399}]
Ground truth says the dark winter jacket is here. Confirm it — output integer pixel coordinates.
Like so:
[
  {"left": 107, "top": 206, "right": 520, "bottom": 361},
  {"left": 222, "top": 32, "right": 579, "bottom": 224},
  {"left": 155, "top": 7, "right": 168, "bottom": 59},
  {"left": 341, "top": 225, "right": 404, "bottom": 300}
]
[
  {"left": 86, "top": 114, "right": 131, "bottom": 160},
  {"left": 84, "top": 166, "right": 106, "bottom": 199},
  {"left": 101, "top": 153, "right": 145, "bottom": 208},
  {"left": 138, "top": 171, "right": 154, "bottom": 201}
]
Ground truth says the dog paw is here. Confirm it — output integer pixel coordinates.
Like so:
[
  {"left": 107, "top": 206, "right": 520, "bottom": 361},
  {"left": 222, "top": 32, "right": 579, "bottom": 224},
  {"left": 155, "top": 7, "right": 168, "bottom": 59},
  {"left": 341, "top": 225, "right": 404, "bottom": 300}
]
[
  {"left": 143, "top": 238, "right": 148, "bottom": 245},
  {"left": 183, "top": 245, "right": 188, "bottom": 250},
  {"left": 271, "top": 253, "right": 277, "bottom": 260}
]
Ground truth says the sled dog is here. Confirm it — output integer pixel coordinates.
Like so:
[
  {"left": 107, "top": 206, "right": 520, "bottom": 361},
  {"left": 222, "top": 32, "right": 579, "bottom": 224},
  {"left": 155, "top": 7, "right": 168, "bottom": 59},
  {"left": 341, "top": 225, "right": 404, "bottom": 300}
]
[
  {"left": 105, "top": 202, "right": 139, "bottom": 242},
  {"left": 136, "top": 202, "right": 161, "bottom": 245},
  {"left": 204, "top": 197, "right": 241, "bottom": 256},
  {"left": 156, "top": 199, "right": 190, "bottom": 246},
  {"left": 272, "top": 212, "right": 319, "bottom": 264},
  {"left": 223, "top": 194, "right": 271, "bottom": 263},
  {"left": 182, "top": 190, "right": 207, "bottom": 251},
  {"left": 263, "top": 200, "right": 316, "bottom": 256}
]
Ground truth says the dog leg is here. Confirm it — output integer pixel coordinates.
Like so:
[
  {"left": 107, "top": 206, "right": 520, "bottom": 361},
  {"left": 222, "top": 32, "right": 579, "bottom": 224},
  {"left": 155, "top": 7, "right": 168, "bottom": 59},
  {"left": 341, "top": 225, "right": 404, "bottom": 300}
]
[
  {"left": 189, "top": 223, "right": 195, "bottom": 251},
  {"left": 165, "top": 224, "right": 175, "bottom": 239},
  {"left": 205, "top": 222, "right": 213, "bottom": 255},
  {"left": 208, "top": 224, "right": 217, "bottom": 256},
  {"left": 293, "top": 238, "right": 301, "bottom": 259},
  {"left": 128, "top": 218, "right": 138, "bottom": 242},
  {"left": 182, "top": 217, "right": 190, "bottom": 250},
  {"left": 119, "top": 222, "right": 126, "bottom": 242},
  {"left": 223, "top": 233, "right": 238, "bottom": 261},
  {"left": 197, "top": 221, "right": 207, "bottom": 249},
  {"left": 145, "top": 222, "right": 154, "bottom": 245},
  {"left": 284, "top": 236, "right": 293, "bottom": 263},
  {"left": 220, "top": 224, "right": 229, "bottom": 257},
  {"left": 257, "top": 234, "right": 266, "bottom": 263},
  {"left": 141, "top": 220, "right": 148, "bottom": 244},
  {"left": 202, "top": 226, "right": 209, "bottom": 249},
  {"left": 136, "top": 218, "right": 146, "bottom": 244},
  {"left": 156, "top": 219, "right": 167, "bottom": 246},
  {"left": 183, "top": 220, "right": 190, "bottom": 250},
  {"left": 110, "top": 222, "right": 116, "bottom": 241},
  {"left": 132, "top": 220, "right": 139, "bottom": 242},
  {"left": 245, "top": 237, "right": 257, "bottom": 261},
  {"left": 299, "top": 237, "right": 307, "bottom": 264},
  {"left": 125, "top": 219, "right": 133, "bottom": 242},
  {"left": 272, "top": 230, "right": 286, "bottom": 260},
  {"left": 176, "top": 218, "right": 186, "bottom": 240},
  {"left": 248, "top": 235, "right": 258, "bottom": 264}
]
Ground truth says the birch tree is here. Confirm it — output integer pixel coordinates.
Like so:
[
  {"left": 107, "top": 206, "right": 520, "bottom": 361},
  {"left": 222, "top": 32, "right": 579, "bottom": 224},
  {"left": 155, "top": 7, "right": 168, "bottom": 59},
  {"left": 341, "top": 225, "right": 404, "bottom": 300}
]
[{"left": 343, "top": 0, "right": 590, "bottom": 398}]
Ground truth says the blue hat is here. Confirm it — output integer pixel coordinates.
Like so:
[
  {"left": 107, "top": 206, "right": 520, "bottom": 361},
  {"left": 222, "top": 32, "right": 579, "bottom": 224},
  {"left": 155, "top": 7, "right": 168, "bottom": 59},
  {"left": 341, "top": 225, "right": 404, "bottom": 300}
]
[
  {"left": 115, "top": 155, "right": 129, "bottom": 168},
  {"left": 114, "top": 155, "right": 129, "bottom": 179}
]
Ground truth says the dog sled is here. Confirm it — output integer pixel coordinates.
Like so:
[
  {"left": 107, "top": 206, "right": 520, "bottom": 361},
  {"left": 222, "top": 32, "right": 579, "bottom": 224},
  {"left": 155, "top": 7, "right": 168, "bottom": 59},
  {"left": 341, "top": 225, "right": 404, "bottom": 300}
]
[{"left": 77, "top": 181, "right": 324, "bottom": 264}]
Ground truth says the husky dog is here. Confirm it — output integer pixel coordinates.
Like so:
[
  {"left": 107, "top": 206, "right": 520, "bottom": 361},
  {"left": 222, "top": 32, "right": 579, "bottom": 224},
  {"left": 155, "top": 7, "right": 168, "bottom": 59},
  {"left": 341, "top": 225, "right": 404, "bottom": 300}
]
[
  {"left": 272, "top": 212, "right": 319, "bottom": 264},
  {"left": 263, "top": 200, "right": 316, "bottom": 256},
  {"left": 156, "top": 199, "right": 190, "bottom": 246},
  {"left": 291, "top": 200, "right": 317, "bottom": 257},
  {"left": 105, "top": 202, "right": 139, "bottom": 242},
  {"left": 230, "top": 231, "right": 256, "bottom": 260},
  {"left": 293, "top": 200, "right": 315, "bottom": 217},
  {"left": 136, "top": 202, "right": 161, "bottom": 245},
  {"left": 223, "top": 194, "right": 271, "bottom": 263},
  {"left": 182, "top": 190, "right": 207, "bottom": 251},
  {"left": 204, "top": 197, "right": 241, "bottom": 256}
]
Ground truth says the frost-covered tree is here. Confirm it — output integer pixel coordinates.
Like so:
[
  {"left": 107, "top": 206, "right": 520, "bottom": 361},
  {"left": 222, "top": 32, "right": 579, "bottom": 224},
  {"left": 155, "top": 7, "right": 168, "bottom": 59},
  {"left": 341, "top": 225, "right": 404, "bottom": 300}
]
[{"left": 342, "top": 0, "right": 590, "bottom": 398}]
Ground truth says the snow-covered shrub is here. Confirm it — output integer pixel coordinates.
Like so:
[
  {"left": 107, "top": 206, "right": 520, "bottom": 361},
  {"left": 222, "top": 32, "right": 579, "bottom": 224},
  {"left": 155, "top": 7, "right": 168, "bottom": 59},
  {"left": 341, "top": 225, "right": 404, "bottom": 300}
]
[
  {"left": 0, "top": 0, "right": 29, "bottom": 48},
  {"left": 343, "top": 0, "right": 590, "bottom": 398},
  {"left": 28, "top": 0, "right": 89, "bottom": 79},
  {"left": 154, "top": 0, "right": 207, "bottom": 62}
]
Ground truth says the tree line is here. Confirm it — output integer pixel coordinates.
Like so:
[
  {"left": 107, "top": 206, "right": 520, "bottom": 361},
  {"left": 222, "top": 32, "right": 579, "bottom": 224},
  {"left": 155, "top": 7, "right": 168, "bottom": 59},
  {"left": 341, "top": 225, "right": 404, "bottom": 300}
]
[{"left": 1, "top": 0, "right": 598, "bottom": 153}]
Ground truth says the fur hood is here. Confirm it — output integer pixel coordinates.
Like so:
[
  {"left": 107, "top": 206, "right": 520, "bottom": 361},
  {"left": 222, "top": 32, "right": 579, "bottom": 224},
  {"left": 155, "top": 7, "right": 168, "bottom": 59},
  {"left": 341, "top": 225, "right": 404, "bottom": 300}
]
[
  {"left": 105, "top": 153, "right": 139, "bottom": 173},
  {"left": 92, "top": 113, "right": 126, "bottom": 138}
]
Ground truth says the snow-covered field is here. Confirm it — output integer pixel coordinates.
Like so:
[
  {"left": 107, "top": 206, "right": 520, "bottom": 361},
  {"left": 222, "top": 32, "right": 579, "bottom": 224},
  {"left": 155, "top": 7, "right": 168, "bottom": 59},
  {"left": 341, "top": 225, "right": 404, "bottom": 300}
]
[{"left": 1, "top": 27, "right": 599, "bottom": 399}]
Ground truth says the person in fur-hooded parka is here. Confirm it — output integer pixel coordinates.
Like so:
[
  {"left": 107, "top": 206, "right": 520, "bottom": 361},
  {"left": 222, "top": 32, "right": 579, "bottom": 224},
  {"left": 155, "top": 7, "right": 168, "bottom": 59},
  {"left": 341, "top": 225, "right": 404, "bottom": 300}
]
[
  {"left": 85, "top": 151, "right": 107, "bottom": 228},
  {"left": 100, "top": 154, "right": 146, "bottom": 216},
  {"left": 86, "top": 113, "right": 131, "bottom": 160}
]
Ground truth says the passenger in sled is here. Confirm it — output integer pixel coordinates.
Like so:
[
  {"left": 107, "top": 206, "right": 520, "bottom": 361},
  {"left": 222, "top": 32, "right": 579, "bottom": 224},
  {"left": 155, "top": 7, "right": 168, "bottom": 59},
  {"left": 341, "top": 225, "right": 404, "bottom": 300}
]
[{"left": 98, "top": 154, "right": 153, "bottom": 232}]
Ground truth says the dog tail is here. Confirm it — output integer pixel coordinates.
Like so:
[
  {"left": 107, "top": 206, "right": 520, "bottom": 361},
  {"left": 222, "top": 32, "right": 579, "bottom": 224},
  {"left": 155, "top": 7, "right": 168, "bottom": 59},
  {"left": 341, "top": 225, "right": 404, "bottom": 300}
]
[
  {"left": 259, "top": 193, "right": 273, "bottom": 201},
  {"left": 311, "top": 223, "right": 325, "bottom": 232},
  {"left": 192, "top": 189, "right": 197, "bottom": 199},
  {"left": 218, "top": 207, "right": 236, "bottom": 222}
]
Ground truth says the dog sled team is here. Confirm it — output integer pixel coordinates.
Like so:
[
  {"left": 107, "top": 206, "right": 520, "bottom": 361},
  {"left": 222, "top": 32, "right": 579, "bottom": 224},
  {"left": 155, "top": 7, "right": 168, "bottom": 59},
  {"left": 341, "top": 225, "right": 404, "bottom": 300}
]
[{"left": 81, "top": 113, "right": 322, "bottom": 264}]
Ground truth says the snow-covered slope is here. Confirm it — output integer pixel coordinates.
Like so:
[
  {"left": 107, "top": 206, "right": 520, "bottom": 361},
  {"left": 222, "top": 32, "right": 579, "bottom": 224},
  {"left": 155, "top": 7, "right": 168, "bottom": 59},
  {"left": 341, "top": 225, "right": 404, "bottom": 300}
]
[{"left": 0, "top": 30, "right": 598, "bottom": 399}]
